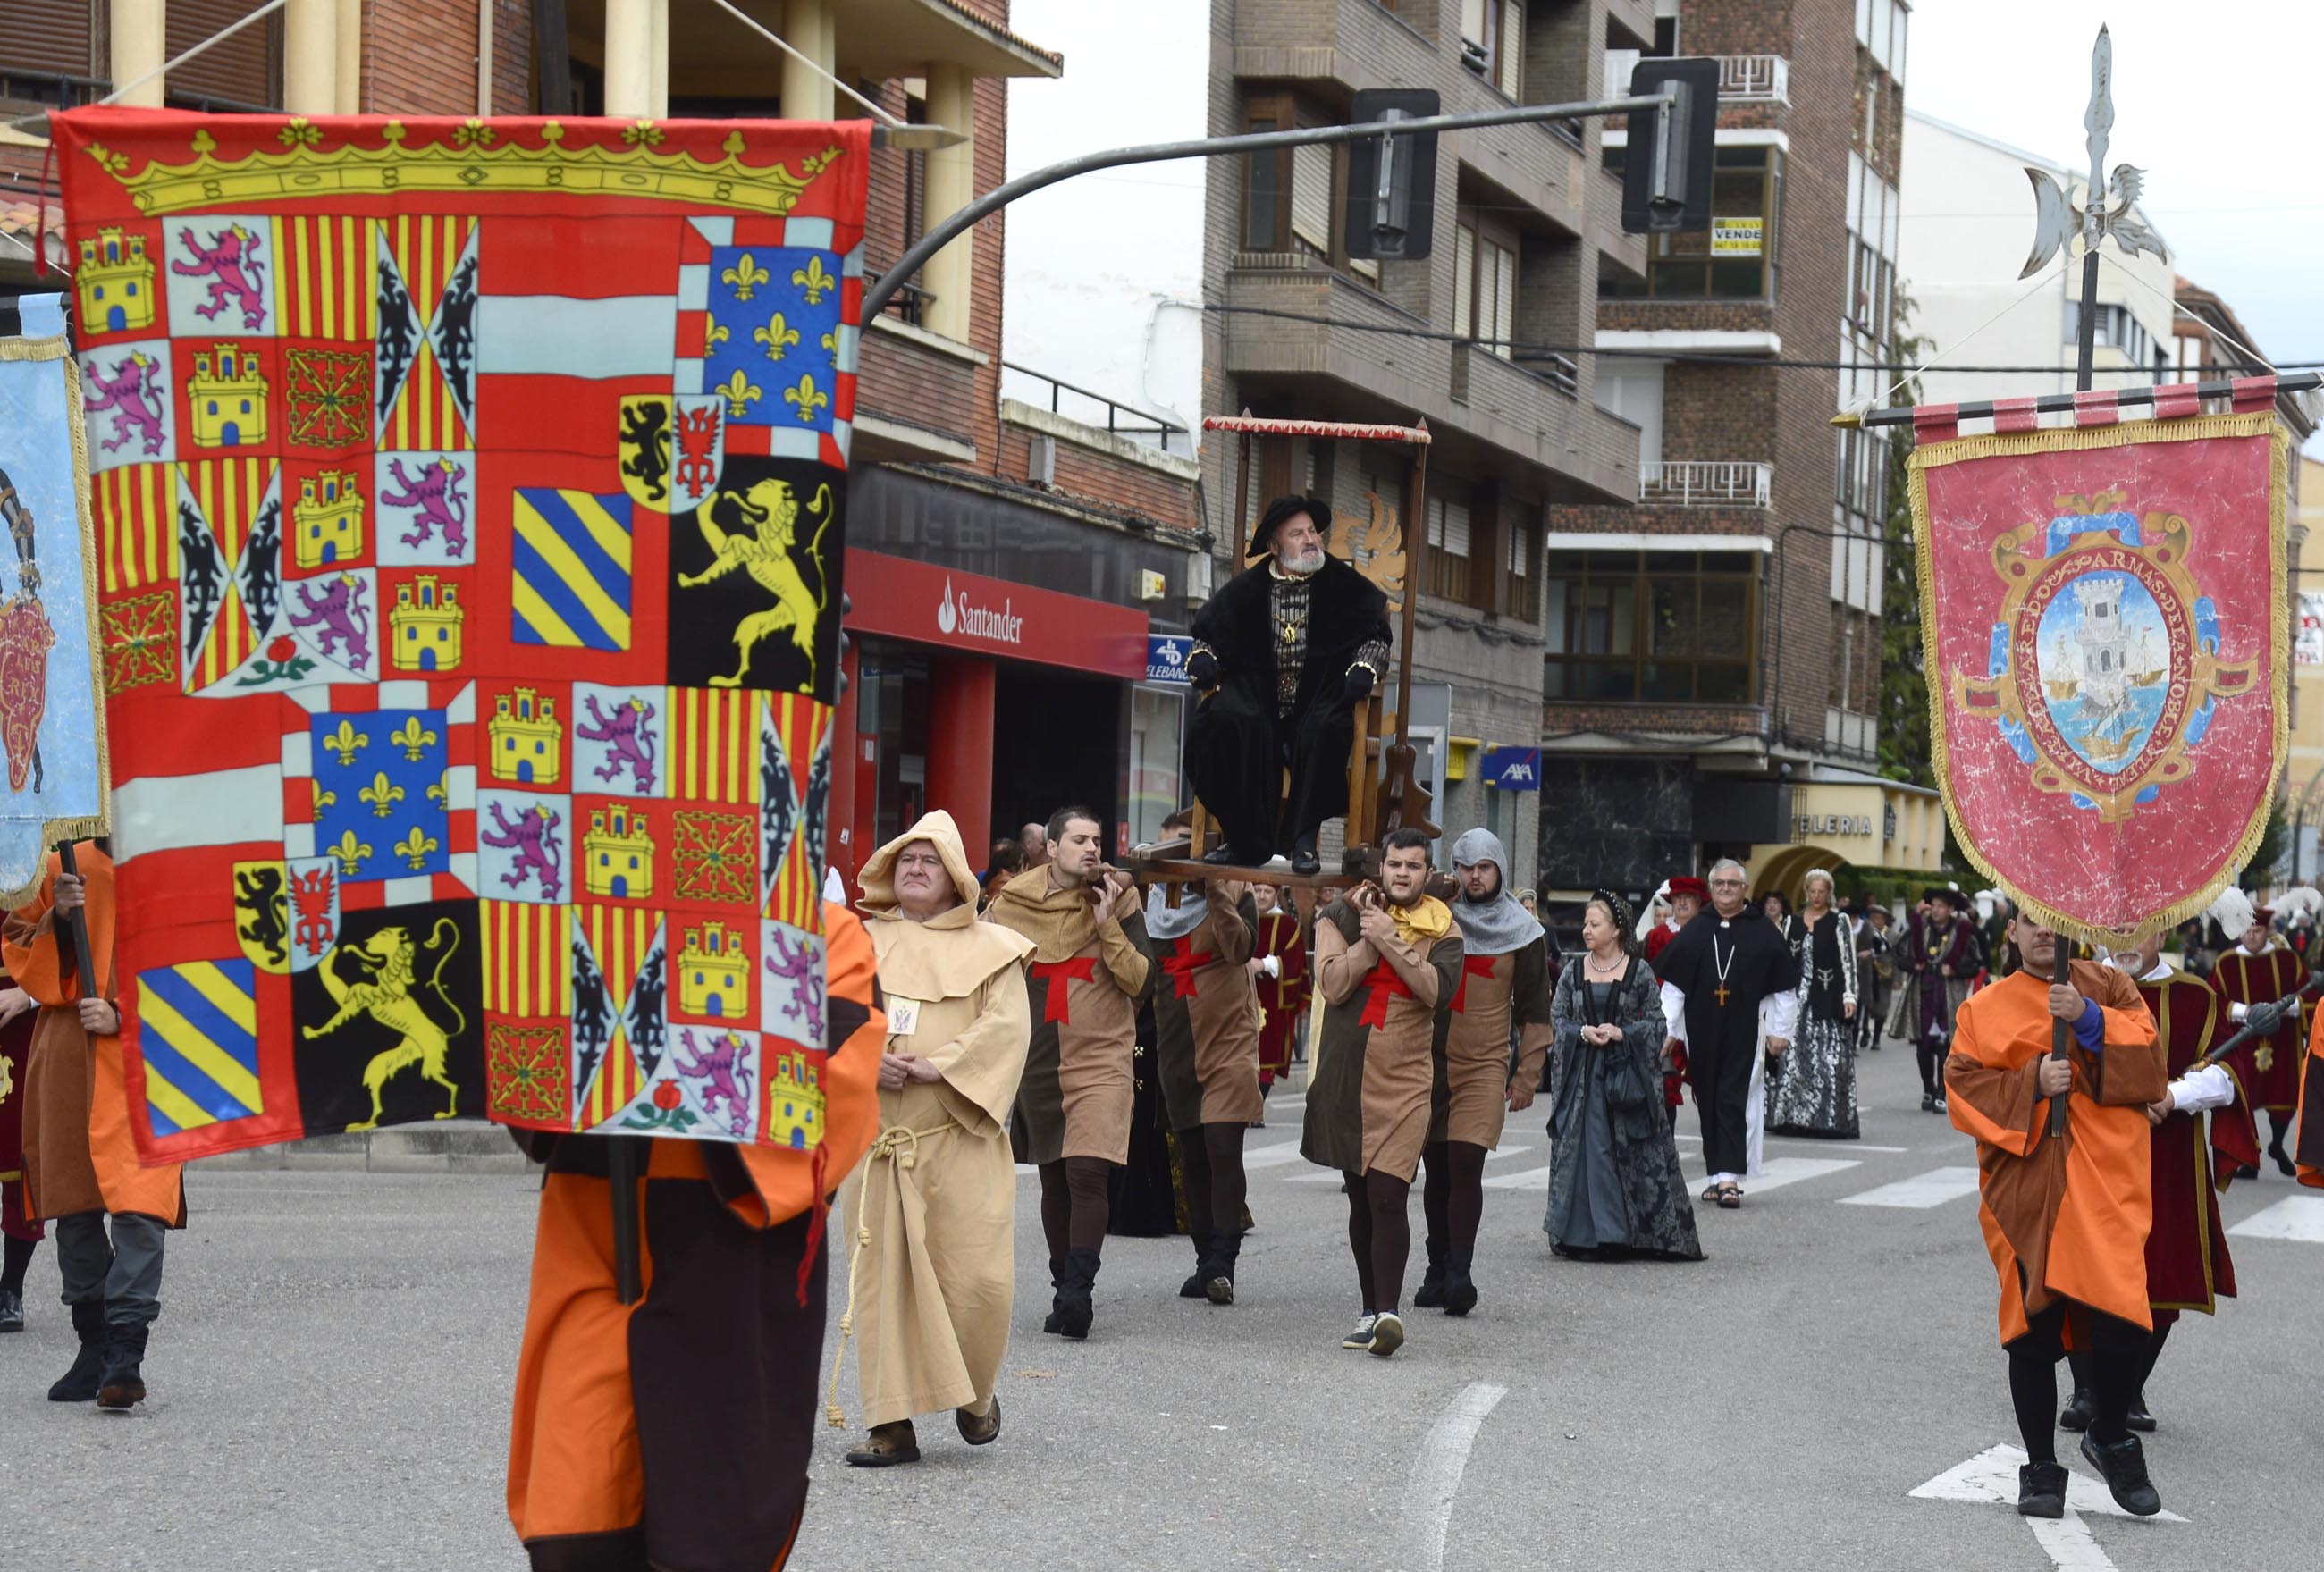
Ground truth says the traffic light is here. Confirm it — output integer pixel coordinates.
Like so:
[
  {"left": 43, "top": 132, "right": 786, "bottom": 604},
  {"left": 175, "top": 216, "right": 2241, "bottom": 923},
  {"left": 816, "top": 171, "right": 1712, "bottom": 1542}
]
[
  {"left": 1343, "top": 88, "right": 1441, "bottom": 260},
  {"left": 1620, "top": 57, "right": 1721, "bottom": 235}
]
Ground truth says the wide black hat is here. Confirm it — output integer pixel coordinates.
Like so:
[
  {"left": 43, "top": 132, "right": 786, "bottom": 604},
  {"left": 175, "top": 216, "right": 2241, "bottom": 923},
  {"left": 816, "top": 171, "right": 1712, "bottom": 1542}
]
[{"left": 1248, "top": 493, "right": 1333, "bottom": 560}]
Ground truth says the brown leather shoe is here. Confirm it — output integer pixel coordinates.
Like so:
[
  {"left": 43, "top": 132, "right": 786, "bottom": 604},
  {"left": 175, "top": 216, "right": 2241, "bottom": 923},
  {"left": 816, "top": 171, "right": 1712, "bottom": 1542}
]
[
  {"left": 956, "top": 1392, "right": 1002, "bottom": 1446},
  {"left": 844, "top": 1420, "right": 920, "bottom": 1467}
]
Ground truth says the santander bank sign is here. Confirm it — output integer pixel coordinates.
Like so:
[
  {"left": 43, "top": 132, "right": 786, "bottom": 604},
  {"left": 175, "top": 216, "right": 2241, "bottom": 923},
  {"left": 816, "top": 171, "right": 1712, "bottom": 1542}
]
[{"left": 935, "top": 575, "right": 1025, "bottom": 647}]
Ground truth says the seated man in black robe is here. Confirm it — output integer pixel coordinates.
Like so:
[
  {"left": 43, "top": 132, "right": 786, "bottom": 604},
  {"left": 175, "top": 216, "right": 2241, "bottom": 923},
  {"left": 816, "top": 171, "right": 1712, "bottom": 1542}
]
[{"left": 1186, "top": 495, "right": 1391, "bottom": 876}]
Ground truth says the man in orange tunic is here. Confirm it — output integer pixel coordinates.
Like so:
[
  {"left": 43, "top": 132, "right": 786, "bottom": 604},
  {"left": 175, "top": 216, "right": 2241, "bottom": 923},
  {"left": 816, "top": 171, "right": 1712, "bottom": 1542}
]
[
  {"left": 504, "top": 900, "right": 881, "bottom": 1572},
  {"left": 1946, "top": 911, "right": 2166, "bottom": 1520},
  {"left": 3, "top": 841, "right": 186, "bottom": 1410}
]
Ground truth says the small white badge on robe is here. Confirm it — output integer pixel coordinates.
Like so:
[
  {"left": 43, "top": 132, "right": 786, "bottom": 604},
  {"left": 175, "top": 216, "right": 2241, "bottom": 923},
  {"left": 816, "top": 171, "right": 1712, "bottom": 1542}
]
[{"left": 886, "top": 997, "right": 922, "bottom": 1038}]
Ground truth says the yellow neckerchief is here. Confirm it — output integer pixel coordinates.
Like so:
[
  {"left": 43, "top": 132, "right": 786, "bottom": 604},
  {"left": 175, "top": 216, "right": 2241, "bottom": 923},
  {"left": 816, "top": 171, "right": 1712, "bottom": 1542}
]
[{"left": 1388, "top": 894, "right": 1454, "bottom": 946}]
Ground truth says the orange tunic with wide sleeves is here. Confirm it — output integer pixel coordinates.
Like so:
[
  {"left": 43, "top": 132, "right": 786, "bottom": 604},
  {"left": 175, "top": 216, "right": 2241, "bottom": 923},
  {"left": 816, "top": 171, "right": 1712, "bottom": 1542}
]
[{"left": 1946, "top": 962, "right": 2164, "bottom": 1342}]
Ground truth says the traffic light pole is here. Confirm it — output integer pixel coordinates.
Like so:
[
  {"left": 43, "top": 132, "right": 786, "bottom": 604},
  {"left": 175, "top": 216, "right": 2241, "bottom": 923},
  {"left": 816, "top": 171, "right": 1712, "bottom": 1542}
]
[{"left": 858, "top": 91, "right": 1671, "bottom": 328}]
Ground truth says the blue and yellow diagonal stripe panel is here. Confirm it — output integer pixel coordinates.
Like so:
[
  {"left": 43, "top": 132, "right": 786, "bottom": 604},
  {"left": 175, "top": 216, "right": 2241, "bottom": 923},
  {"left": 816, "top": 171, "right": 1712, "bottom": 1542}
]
[
  {"left": 512, "top": 488, "right": 633, "bottom": 652},
  {"left": 137, "top": 959, "right": 263, "bottom": 1137}
]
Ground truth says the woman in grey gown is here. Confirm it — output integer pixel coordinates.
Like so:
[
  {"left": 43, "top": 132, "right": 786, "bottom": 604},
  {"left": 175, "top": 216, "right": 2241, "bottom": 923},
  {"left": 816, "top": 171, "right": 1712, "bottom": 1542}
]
[{"left": 1544, "top": 893, "right": 1703, "bottom": 1262}]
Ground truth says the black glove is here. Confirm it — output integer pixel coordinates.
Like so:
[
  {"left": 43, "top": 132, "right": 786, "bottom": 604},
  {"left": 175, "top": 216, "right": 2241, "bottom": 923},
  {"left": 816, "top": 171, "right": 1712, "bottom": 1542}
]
[
  {"left": 2246, "top": 1000, "right": 2285, "bottom": 1037},
  {"left": 1187, "top": 650, "right": 1219, "bottom": 689},
  {"left": 1344, "top": 665, "right": 1376, "bottom": 703}
]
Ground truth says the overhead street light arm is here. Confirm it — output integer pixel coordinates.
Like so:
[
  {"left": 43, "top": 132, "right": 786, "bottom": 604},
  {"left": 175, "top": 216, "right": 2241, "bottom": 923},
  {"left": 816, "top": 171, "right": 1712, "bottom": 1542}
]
[{"left": 858, "top": 93, "right": 1669, "bottom": 327}]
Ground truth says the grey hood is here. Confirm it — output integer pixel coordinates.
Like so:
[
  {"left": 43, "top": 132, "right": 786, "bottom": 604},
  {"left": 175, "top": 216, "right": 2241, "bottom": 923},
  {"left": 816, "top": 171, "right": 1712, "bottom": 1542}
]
[{"left": 1448, "top": 828, "right": 1544, "bottom": 956}]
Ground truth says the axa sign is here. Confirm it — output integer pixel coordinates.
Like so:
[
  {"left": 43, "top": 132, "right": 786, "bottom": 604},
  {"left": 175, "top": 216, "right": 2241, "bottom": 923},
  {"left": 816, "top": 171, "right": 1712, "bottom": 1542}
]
[
  {"left": 1483, "top": 745, "right": 1542, "bottom": 792},
  {"left": 936, "top": 575, "right": 1024, "bottom": 647}
]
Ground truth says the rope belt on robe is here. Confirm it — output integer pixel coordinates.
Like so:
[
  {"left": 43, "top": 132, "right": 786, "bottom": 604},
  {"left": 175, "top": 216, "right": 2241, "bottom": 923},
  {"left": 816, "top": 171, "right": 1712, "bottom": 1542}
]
[
  {"left": 823, "top": 1121, "right": 956, "bottom": 1429},
  {"left": 1031, "top": 956, "right": 1098, "bottom": 1023},
  {"left": 1161, "top": 941, "right": 1208, "bottom": 999},
  {"left": 1359, "top": 960, "right": 1411, "bottom": 1029},
  {"left": 1448, "top": 954, "right": 1498, "bottom": 1013}
]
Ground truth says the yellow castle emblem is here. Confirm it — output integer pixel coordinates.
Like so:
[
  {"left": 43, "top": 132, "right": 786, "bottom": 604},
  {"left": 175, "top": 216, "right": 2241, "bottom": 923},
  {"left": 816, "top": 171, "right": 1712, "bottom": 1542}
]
[
  {"left": 767, "top": 1048, "right": 823, "bottom": 1149},
  {"left": 678, "top": 920, "right": 746, "bottom": 1019},
  {"left": 487, "top": 685, "right": 560, "bottom": 785},
  {"left": 188, "top": 342, "right": 267, "bottom": 448},
  {"left": 583, "top": 804, "right": 653, "bottom": 900},
  {"left": 77, "top": 227, "right": 156, "bottom": 333},
  {"left": 389, "top": 575, "right": 462, "bottom": 670},
  {"left": 293, "top": 470, "right": 364, "bottom": 567}
]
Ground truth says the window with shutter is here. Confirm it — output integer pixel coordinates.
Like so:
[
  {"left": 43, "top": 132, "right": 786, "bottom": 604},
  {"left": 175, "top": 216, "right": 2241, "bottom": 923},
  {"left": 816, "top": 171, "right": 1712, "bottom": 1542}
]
[
  {"left": 1453, "top": 223, "right": 1476, "bottom": 339},
  {"left": 1291, "top": 142, "right": 1332, "bottom": 253},
  {"left": 0, "top": 0, "right": 96, "bottom": 89},
  {"left": 1482, "top": 240, "right": 1516, "bottom": 359},
  {"left": 1498, "top": 1, "right": 1523, "bottom": 96},
  {"left": 1427, "top": 497, "right": 1473, "bottom": 602},
  {"left": 168, "top": 0, "right": 282, "bottom": 110}
]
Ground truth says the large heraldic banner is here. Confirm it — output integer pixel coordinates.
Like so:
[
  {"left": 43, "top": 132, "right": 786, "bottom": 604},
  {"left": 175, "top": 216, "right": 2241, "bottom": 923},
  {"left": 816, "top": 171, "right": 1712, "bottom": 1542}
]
[
  {"left": 52, "top": 107, "right": 867, "bottom": 1162},
  {"left": 1911, "top": 410, "right": 2287, "bottom": 942}
]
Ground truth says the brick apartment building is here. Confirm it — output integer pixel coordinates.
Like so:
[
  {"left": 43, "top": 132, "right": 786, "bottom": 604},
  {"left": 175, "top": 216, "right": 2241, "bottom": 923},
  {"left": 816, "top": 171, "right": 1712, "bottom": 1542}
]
[
  {"left": 0, "top": 0, "right": 1202, "bottom": 885},
  {"left": 1545, "top": 0, "right": 1921, "bottom": 897},
  {"left": 1204, "top": 0, "right": 1662, "bottom": 887}
]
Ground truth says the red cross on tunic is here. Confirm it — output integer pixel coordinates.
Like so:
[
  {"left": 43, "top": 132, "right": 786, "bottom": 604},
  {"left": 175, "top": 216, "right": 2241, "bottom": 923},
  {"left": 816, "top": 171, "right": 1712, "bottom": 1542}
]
[
  {"left": 1161, "top": 937, "right": 1207, "bottom": 999},
  {"left": 1030, "top": 956, "right": 1098, "bottom": 1024},
  {"left": 1449, "top": 954, "right": 1499, "bottom": 1013},
  {"left": 1359, "top": 959, "right": 1411, "bottom": 1029}
]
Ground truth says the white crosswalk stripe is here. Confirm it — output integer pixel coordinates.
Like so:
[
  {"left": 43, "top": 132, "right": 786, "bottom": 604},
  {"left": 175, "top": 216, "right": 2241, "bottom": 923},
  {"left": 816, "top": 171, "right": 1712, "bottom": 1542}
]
[
  {"left": 1286, "top": 1145, "right": 1537, "bottom": 1184},
  {"left": 1242, "top": 1141, "right": 1311, "bottom": 1170},
  {"left": 1839, "top": 1166, "right": 1983, "bottom": 1209},
  {"left": 2227, "top": 1194, "right": 2324, "bottom": 1243},
  {"left": 1677, "top": 1154, "right": 1863, "bottom": 1193}
]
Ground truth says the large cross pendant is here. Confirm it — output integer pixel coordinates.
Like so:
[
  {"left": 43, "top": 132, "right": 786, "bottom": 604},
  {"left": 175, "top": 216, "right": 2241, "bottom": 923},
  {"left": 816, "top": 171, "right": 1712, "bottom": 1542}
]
[{"left": 1714, "top": 984, "right": 1730, "bottom": 1007}]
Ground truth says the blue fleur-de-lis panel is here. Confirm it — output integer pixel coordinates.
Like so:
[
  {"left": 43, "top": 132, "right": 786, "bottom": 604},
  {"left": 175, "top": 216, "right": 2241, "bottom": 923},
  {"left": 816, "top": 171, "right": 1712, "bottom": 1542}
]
[
  {"left": 701, "top": 246, "right": 842, "bottom": 435},
  {"left": 309, "top": 707, "right": 452, "bottom": 883}
]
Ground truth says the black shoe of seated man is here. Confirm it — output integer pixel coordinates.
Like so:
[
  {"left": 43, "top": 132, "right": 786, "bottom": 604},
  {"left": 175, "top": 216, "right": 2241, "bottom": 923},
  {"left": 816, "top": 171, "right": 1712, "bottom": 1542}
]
[
  {"left": 2017, "top": 1461, "right": 2068, "bottom": 1519},
  {"left": 47, "top": 1299, "right": 106, "bottom": 1403},
  {"left": 2125, "top": 1396, "right": 2157, "bottom": 1433},
  {"left": 2079, "top": 1432, "right": 2161, "bottom": 1517},
  {"left": 2058, "top": 1386, "right": 2093, "bottom": 1432},
  {"left": 1202, "top": 842, "right": 1242, "bottom": 866},
  {"left": 1289, "top": 838, "right": 1320, "bottom": 878}
]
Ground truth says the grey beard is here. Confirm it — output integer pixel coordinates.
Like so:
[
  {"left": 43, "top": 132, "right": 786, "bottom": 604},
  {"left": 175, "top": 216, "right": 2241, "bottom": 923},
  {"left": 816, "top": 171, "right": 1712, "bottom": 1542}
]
[{"left": 1275, "top": 546, "right": 1325, "bottom": 576}]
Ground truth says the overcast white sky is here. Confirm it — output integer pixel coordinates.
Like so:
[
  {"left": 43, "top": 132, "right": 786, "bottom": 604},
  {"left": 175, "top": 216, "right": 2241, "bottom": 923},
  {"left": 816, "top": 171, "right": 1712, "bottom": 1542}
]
[{"left": 1907, "top": 1, "right": 2323, "bottom": 371}]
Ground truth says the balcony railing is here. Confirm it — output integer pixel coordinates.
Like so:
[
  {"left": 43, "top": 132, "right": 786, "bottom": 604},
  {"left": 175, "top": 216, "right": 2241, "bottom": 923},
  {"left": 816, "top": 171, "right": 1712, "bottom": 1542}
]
[
  {"left": 1604, "top": 51, "right": 1790, "bottom": 105},
  {"left": 1639, "top": 460, "right": 1772, "bottom": 508},
  {"left": 1001, "top": 360, "right": 1189, "bottom": 457}
]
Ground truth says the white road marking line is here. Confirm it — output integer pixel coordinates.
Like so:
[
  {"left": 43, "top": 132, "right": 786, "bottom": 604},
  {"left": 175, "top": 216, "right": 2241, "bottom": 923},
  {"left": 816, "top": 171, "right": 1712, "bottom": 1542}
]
[
  {"left": 1672, "top": 1132, "right": 1911, "bottom": 1154},
  {"left": 1394, "top": 1381, "right": 1508, "bottom": 1572},
  {"left": 1676, "top": 1154, "right": 1861, "bottom": 1192},
  {"left": 1485, "top": 1143, "right": 1534, "bottom": 1161},
  {"left": 1910, "top": 1442, "right": 2185, "bottom": 1521},
  {"left": 1285, "top": 1169, "right": 1347, "bottom": 1183},
  {"left": 1242, "top": 1142, "right": 1311, "bottom": 1170},
  {"left": 1272, "top": 1147, "right": 1531, "bottom": 1181},
  {"left": 1479, "top": 1166, "right": 1550, "bottom": 1190},
  {"left": 1014, "top": 1164, "right": 1037, "bottom": 1178},
  {"left": 1840, "top": 1166, "right": 1983, "bottom": 1209},
  {"left": 2027, "top": 1511, "right": 2122, "bottom": 1572},
  {"left": 2227, "top": 1194, "right": 2324, "bottom": 1242}
]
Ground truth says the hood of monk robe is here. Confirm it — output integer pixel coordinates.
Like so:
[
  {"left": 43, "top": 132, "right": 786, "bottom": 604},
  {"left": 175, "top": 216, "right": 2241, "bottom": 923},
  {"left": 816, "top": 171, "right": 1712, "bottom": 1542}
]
[
  {"left": 986, "top": 862, "right": 1140, "bottom": 964},
  {"left": 856, "top": 811, "right": 1035, "bottom": 1005},
  {"left": 1388, "top": 893, "right": 1455, "bottom": 949},
  {"left": 1446, "top": 828, "right": 1544, "bottom": 957},
  {"left": 3, "top": 842, "right": 115, "bottom": 1006}
]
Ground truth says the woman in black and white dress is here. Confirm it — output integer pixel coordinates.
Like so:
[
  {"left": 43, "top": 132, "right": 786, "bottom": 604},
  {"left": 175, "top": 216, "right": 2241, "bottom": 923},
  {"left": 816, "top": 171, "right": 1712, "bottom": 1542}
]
[{"left": 1766, "top": 870, "right": 1859, "bottom": 1139}]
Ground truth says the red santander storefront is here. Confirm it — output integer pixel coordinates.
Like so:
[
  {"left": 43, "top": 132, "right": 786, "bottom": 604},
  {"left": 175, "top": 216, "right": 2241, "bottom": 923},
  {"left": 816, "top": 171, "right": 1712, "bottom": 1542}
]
[{"left": 832, "top": 548, "right": 1151, "bottom": 888}]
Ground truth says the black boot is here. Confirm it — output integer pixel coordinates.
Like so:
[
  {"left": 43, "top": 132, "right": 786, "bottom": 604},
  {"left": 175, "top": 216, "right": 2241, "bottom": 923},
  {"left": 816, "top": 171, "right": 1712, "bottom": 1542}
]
[
  {"left": 2270, "top": 1137, "right": 2296, "bottom": 1177},
  {"left": 96, "top": 1323, "right": 148, "bottom": 1411},
  {"left": 2017, "top": 1461, "right": 2068, "bottom": 1519},
  {"left": 1179, "top": 1230, "right": 1214, "bottom": 1299},
  {"left": 47, "top": 1299, "right": 106, "bottom": 1403},
  {"left": 0, "top": 1286, "right": 22, "bottom": 1333},
  {"left": 2125, "top": 1395, "right": 2157, "bottom": 1433},
  {"left": 1289, "top": 836, "right": 1320, "bottom": 878},
  {"left": 1041, "top": 1256, "right": 1065, "bottom": 1335},
  {"left": 1412, "top": 1240, "right": 1446, "bottom": 1308},
  {"left": 2058, "top": 1387, "right": 2093, "bottom": 1432},
  {"left": 1204, "top": 1230, "right": 1240, "bottom": 1307},
  {"left": 1442, "top": 1249, "right": 1478, "bottom": 1317},
  {"left": 1056, "top": 1247, "right": 1102, "bottom": 1340},
  {"left": 2079, "top": 1432, "right": 2161, "bottom": 1517}
]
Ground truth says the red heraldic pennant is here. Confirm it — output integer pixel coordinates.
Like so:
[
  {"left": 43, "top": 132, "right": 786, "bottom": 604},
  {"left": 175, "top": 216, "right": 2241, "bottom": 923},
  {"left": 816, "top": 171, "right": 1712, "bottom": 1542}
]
[
  {"left": 1910, "top": 410, "right": 2288, "bottom": 942},
  {"left": 54, "top": 107, "right": 868, "bottom": 1162}
]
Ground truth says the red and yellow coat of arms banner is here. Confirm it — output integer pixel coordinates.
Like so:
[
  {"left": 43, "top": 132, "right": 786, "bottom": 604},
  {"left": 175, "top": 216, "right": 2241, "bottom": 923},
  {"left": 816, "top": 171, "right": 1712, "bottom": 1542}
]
[
  {"left": 1911, "top": 409, "right": 2289, "bottom": 943},
  {"left": 52, "top": 107, "right": 864, "bottom": 1161}
]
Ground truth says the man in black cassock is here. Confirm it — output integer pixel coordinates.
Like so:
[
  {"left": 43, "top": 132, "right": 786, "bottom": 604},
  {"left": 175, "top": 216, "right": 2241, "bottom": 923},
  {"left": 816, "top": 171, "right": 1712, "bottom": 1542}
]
[
  {"left": 1186, "top": 495, "right": 1392, "bottom": 877},
  {"left": 1654, "top": 859, "right": 1798, "bottom": 1207}
]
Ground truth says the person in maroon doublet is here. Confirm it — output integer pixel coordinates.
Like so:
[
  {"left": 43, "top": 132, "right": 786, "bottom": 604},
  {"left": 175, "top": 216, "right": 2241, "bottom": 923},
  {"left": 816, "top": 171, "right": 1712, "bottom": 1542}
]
[
  {"left": 2209, "top": 899, "right": 2306, "bottom": 1177},
  {"left": 0, "top": 972, "right": 39, "bottom": 1332},
  {"left": 2058, "top": 934, "right": 2262, "bottom": 1433},
  {"left": 1643, "top": 878, "right": 1706, "bottom": 1131},
  {"left": 1252, "top": 886, "right": 1309, "bottom": 1101}
]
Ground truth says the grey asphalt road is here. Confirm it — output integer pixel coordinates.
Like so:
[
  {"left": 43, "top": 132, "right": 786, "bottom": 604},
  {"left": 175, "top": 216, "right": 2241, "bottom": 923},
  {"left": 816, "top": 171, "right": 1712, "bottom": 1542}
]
[{"left": 4, "top": 1043, "right": 2314, "bottom": 1571}]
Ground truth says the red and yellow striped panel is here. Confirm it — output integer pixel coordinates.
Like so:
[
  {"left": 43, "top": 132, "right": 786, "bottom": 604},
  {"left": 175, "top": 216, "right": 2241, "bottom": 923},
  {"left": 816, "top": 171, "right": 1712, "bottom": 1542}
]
[
  {"left": 384, "top": 335, "right": 472, "bottom": 453},
  {"left": 580, "top": 1026, "right": 644, "bottom": 1130},
  {"left": 763, "top": 693, "right": 830, "bottom": 932},
  {"left": 93, "top": 462, "right": 179, "bottom": 594},
  {"left": 274, "top": 214, "right": 377, "bottom": 344},
  {"left": 482, "top": 901, "right": 573, "bottom": 1020},
  {"left": 581, "top": 903, "right": 661, "bottom": 1017},
  {"left": 669, "top": 687, "right": 761, "bottom": 806},
  {"left": 181, "top": 458, "right": 270, "bottom": 690},
  {"left": 384, "top": 214, "right": 475, "bottom": 328}
]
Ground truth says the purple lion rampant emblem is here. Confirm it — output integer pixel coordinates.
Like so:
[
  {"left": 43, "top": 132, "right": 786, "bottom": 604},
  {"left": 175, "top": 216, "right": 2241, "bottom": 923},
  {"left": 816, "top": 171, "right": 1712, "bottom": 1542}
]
[
  {"left": 286, "top": 573, "right": 372, "bottom": 668},
  {"left": 381, "top": 457, "right": 469, "bottom": 555},
  {"left": 480, "top": 801, "right": 564, "bottom": 901},
  {"left": 576, "top": 693, "right": 658, "bottom": 792},
  {"left": 84, "top": 352, "right": 168, "bottom": 455},
  {"left": 673, "top": 1028, "right": 754, "bottom": 1139}
]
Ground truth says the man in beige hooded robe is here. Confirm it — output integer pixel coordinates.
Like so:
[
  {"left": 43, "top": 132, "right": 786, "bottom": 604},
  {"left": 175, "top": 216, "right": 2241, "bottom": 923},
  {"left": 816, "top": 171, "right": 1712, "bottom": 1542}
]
[{"left": 838, "top": 811, "right": 1035, "bottom": 1467}]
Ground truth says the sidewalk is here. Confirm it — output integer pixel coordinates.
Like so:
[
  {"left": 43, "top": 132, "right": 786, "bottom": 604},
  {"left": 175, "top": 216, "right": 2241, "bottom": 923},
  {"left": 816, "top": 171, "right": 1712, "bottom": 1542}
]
[{"left": 192, "top": 1119, "right": 533, "bottom": 1175}]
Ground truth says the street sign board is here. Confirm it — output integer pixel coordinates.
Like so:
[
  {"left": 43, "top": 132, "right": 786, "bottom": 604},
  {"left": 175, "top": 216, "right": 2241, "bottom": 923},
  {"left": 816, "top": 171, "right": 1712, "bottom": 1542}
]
[{"left": 1483, "top": 745, "right": 1541, "bottom": 791}]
